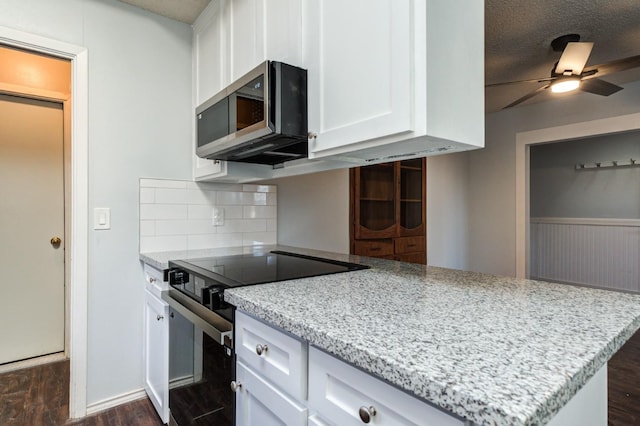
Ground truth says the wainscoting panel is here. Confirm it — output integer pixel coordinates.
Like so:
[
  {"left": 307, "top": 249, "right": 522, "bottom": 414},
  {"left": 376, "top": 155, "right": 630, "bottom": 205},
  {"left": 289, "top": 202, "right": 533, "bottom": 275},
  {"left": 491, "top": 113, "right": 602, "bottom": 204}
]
[{"left": 530, "top": 218, "right": 640, "bottom": 292}]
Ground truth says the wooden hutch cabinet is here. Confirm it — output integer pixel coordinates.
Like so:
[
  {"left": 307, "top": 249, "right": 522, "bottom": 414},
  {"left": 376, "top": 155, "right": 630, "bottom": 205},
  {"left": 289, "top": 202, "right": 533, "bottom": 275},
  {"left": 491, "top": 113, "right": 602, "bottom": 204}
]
[{"left": 349, "top": 158, "right": 426, "bottom": 264}]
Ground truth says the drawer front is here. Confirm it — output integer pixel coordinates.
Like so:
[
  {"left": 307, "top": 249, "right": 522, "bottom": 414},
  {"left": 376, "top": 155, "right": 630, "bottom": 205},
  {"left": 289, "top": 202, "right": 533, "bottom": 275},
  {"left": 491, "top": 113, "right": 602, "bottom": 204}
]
[
  {"left": 308, "top": 347, "right": 464, "bottom": 426},
  {"left": 396, "top": 252, "right": 426, "bottom": 264},
  {"left": 394, "top": 236, "right": 425, "bottom": 254},
  {"left": 353, "top": 240, "right": 394, "bottom": 257},
  {"left": 235, "top": 311, "right": 308, "bottom": 401},
  {"left": 235, "top": 361, "right": 308, "bottom": 426},
  {"left": 143, "top": 263, "right": 167, "bottom": 297}
]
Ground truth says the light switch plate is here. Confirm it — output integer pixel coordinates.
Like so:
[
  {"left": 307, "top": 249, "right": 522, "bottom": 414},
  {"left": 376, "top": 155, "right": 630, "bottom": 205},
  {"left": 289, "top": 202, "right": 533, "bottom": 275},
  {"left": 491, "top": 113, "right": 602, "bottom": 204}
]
[
  {"left": 212, "top": 207, "right": 224, "bottom": 226},
  {"left": 94, "top": 207, "right": 111, "bottom": 230}
]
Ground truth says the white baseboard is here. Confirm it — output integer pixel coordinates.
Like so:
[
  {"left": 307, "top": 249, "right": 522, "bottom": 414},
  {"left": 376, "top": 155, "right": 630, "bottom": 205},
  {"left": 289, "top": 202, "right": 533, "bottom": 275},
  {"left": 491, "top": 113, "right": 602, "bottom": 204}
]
[
  {"left": 0, "top": 352, "right": 66, "bottom": 374},
  {"left": 85, "top": 388, "right": 148, "bottom": 416}
]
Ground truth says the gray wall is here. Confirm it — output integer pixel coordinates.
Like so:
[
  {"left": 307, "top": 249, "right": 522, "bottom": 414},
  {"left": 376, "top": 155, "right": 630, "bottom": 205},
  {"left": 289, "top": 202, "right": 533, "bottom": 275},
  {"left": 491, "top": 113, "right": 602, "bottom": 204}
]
[
  {"left": 469, "top": 80, "right": 640, "bottom": 276},
  {"left": 530, "top": 132, "right": 640, "bottom": 219},
  {"left": 0, "top": 0, "right": 193, "bottom": 406}
]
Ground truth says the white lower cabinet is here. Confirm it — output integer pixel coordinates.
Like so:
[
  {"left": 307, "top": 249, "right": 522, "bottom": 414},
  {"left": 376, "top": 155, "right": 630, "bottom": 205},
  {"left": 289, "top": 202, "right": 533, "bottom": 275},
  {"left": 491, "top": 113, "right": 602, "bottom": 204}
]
[
  {"left": 235, "top": 361, "right": 308, "bottom": 426},
  {"left": 308, "top": 347, "right": 464, "bottom": 426},
  {"left": 143, "top": 288, "right": 169, "bottom": 424}
]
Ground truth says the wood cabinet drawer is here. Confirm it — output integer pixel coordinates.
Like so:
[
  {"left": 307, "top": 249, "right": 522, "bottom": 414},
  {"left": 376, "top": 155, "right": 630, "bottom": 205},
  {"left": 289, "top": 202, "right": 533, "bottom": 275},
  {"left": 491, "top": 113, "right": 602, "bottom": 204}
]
[
  {"left": 235, "top": 361, "right": 307, "bottom": 426},
  {"left": 394, "top": 236, "right": 425, "bottom": 254},
  {"left": 396, "top": 252, "right": 426, "bottom": 264},
  {"left": 309, "top": 347, "right": 463, "bottom": 426},
  {"left": 235, "top": 311, "right": 308, "bottom": 401},
  {"left": 353, "top": 240, "right": 394, "bottom": 257}
]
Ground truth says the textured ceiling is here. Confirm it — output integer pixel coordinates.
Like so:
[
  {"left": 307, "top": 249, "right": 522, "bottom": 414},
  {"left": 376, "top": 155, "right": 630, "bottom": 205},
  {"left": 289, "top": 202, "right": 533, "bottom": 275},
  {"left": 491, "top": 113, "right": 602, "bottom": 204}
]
[
  {"left": 485, "top": 0, "right": 640, "bottom": 111},
  {"left": 118, "top": 0, "right": 210, "bottom": 24},
  {"left": 119, "top": 0, "right": 640, "bottom": 113}
]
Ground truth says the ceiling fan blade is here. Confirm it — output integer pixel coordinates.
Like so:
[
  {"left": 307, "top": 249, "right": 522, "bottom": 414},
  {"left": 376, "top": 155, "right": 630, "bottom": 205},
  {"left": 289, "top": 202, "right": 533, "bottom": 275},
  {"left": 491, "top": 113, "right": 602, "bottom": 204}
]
[
  {"left": 582, "top": 55, "right": 640, "bottom": 79},
  {"left": 580, "top": 78, "right": 624, "bottom": 96},
  {"left": 555, "top": 42, "right": 594, "bottom": 75},
  {"left": 485, "top": 77, "right": 555, "bottom": 88},
  {"left": 502, "top": 85, "right": 550, "bottom": 109}
]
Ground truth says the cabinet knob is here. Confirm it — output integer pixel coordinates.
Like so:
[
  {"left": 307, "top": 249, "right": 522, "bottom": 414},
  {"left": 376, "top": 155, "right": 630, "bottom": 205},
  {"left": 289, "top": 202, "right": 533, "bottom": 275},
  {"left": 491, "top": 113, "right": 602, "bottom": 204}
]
[
  {"left": 50, "top": 236, "right": 62, "bottom": 246},
  {"left": 358, "top": 406, "right": 377, "bottom": 423},
  {"left": 308, "top": 132, "right": 317, "bottom": 139},
  {"left": 148, "top": 277, "right": 157, "bottom": 283},
  {"left": 255, "top": 344, "right": 268, "bottom": 356},
  {"left": 230, "top": 381, "right": 242, "bottom": 392},
  {"left": 157, "top": 314, "right": 164, "bottom": 321}
]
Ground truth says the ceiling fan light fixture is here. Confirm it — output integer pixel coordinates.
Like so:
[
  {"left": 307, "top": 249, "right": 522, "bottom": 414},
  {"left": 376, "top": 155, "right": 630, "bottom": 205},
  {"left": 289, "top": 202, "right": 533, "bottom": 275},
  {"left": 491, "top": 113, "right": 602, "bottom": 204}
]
[{"left": 550, "top": 77, "right": 581, "bottom": 93}]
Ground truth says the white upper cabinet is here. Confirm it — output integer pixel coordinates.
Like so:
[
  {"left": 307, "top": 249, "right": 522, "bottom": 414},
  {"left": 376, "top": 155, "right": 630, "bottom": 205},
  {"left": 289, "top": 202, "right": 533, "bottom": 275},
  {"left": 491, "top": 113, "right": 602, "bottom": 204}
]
[
  {"left": 191, "top": 0, "right": 484, "bottom": 182},
  {"left": 192, "top": 0, "right": 303, "bottom": 181},
  {"left": 304, "top": 0, "right": 484, "bottom": 163},
  {"left": 304, "top": 0, "right": 413, "bottom": 155}
]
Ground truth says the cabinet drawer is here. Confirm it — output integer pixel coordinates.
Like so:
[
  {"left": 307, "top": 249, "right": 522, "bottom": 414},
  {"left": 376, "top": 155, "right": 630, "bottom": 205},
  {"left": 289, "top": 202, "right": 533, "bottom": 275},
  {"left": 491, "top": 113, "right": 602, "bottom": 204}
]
[
  {"left": 396, "top": 252, "right": 426, "bottom": 264},
  {"left": 235, "top": 311, "right": 307, "bottom": 401},
  {"left": 308, "top": 347, "right": 463, "bottom": 426},
  {"left": 143, "top": 263, "right": 167, "bottom": 297},
  {"left": 394, "top": 236, "right": 425, "bottom": 254},
  {"left": 353, "top": 240, "right": 394, "bottom": 257},
  {"left": 235, "top": 361, "right": 307, "bottom": 426}
]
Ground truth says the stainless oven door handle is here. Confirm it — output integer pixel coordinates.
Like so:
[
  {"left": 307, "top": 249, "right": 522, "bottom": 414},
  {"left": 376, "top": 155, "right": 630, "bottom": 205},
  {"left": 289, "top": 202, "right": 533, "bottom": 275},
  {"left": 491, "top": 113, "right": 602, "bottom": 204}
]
[{"left": 162, "top": 290, "right": 233, "bottom": 346}]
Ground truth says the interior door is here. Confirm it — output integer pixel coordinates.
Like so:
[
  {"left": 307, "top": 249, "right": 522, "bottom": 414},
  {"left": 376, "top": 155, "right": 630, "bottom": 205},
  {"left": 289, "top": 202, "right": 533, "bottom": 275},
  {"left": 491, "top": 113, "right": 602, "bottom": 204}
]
[{"left": 0, "top": 93, "right": 65, "bottom": 364}]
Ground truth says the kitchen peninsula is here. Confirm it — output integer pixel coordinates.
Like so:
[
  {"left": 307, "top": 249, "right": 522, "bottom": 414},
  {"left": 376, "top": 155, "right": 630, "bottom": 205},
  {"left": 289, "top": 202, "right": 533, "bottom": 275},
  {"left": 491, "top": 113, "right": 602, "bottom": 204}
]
[{"left": 218, "top": 247, "right": 640, "bottom": 426}]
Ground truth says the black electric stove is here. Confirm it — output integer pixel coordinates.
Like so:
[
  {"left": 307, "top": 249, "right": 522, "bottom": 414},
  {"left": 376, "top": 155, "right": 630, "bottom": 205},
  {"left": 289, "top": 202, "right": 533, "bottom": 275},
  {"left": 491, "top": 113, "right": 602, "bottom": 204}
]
[{"left": 167, "top": 250, "right": 369, "bottom": 320}]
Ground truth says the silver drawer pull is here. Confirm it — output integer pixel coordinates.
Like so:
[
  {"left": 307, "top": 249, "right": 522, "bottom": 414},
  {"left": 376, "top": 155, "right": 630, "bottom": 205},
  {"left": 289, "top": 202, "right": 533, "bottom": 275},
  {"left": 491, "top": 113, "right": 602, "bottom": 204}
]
[
  {"left": 230, "top": 381, "right": 242, "bottom": 392},
  {"left": 358, "top": 406, "right": 377, "bottom": 423},
  {"left": 256, "top": 344, "right": 268, "bottom": 356}
]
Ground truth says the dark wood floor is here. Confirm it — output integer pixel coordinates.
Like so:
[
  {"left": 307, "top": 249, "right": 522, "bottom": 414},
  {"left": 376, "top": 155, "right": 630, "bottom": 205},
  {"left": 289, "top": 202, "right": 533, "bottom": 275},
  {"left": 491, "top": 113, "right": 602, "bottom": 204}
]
[{"left": 1, "top": 331, "right": 639, "bottom": 425}]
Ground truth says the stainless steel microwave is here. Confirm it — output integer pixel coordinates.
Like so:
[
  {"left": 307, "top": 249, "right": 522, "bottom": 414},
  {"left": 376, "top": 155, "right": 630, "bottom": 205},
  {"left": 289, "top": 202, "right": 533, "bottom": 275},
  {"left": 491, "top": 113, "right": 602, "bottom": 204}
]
[{"left": 195, "top": 61, "right": 308, "bottom": 165}]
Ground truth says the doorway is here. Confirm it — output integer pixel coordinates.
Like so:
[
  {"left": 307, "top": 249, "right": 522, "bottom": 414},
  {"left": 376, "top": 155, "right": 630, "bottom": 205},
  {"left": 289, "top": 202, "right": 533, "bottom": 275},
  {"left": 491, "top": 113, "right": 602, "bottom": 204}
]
[{"left": 0, "top": 94, "right": 66, "bottom": 364}]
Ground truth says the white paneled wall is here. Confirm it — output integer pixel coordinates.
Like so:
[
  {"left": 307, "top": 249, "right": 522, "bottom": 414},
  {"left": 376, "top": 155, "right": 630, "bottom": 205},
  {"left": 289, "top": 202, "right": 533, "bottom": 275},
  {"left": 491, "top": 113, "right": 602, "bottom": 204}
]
[
  {"left": 139, "top": 179, "right": 277, "bottom": 252},
  {"left": 530, "top": 218, "right": 640, "bottom": 292}
]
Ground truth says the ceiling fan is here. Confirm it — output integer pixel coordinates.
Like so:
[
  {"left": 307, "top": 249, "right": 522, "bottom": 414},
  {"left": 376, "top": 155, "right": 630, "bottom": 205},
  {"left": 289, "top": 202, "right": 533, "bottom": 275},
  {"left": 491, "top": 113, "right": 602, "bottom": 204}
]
[{"left": 487, "top": 34, "right": 640, "bottom": 109}]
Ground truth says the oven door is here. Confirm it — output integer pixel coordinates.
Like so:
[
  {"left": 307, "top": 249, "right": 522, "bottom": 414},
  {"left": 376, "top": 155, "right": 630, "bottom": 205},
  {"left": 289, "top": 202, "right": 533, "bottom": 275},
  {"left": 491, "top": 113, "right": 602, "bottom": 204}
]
[{"left": 162, "top": 289, "right": 234, "bottom": 426}]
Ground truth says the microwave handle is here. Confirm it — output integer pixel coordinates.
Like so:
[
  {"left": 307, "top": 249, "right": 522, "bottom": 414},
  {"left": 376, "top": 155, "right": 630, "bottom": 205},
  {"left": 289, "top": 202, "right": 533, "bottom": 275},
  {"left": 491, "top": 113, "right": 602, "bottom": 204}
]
[{"left": 162, "top": 290, "right": 232, "bottom": 346}]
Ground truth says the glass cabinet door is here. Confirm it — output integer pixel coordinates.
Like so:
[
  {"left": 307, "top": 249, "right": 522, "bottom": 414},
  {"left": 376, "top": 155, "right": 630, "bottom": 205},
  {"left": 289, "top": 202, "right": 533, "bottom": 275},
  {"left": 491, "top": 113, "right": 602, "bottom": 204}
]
[
  {"left": 354, "top": 162, "right": 397, "bottom": 238},
  {"left": 399, "top": 159, "right": 425, "bottom": 236}
]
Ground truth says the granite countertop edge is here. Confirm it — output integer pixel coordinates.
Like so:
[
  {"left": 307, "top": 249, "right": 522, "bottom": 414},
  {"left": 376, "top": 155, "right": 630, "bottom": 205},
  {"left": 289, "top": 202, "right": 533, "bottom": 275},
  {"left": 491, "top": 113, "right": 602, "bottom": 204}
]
[{"left": 139, "top": 246, "right": 640, "bottom": 426}]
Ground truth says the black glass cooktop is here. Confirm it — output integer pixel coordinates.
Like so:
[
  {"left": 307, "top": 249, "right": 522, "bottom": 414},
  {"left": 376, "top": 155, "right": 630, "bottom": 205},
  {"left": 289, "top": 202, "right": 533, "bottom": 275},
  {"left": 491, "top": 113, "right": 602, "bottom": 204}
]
[{"left": 169, "top": 250, "right": 369, "bottom": 288}]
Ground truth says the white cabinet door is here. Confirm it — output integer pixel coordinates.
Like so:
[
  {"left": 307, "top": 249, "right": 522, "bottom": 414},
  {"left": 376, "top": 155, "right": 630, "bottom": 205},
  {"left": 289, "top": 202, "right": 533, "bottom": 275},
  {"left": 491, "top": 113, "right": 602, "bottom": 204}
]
[
  {"left": 235, "top": 361, "right": 308, "bottom": 426},
  {"left": 304, "top": 0, "right": 413, "bottom": 156},
  {"left": 143, "top": 289, "right": 169, "bottom": 424},
  {"left": 309, "top": 347, "right": 464, "bottom": 426}
]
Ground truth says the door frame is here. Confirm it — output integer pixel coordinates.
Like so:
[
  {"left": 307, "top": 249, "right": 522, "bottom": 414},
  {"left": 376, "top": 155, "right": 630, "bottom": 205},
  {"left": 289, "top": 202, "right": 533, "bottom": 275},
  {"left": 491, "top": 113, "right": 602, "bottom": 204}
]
[
  {"left": 515, "top": 111, "right": 640, "bottom": 278},
  {"left": 0, "top": 26, "right": 89, "bottom": 418}
]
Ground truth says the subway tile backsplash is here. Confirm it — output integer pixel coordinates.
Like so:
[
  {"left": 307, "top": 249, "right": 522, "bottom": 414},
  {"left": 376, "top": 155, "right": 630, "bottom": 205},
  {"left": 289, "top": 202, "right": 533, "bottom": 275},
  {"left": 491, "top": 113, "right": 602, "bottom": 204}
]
[{"left": 139, "top": 178, "right": 277, "bottom": 253}]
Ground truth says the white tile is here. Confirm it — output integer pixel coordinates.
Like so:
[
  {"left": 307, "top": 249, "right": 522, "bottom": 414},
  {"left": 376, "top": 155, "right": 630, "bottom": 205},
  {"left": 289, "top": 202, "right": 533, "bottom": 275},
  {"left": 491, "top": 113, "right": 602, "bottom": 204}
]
[
  {"left": 218, "top": 219, "right": 267, "bottom": 234},
  {"left": 188, "top": 205, "right": 214, "bottom": 220},
  {"left": 188, "top": 219, "right": 217, "bottom": 235},
  {"left": 140, "top": 204, "right": 188, "bottom": 220},
  {"left": 140, "top": 220, "right": 156, "bottom": 237},
  {"left": 266, "top": 193, "right": 277, "bottom": 206},
  {"left": 139, "top": 178, "right": 188, "bottom": 189},
  {"left": 156, "top": 220, "right": 192, "bottom": 236},
  {"left": 242, "top": 184, "right": 277, "bottom": 193},
  {"left": 139, "top": 188, "right": 155, "bottom": 204},
  {"left": 140, "top": 235, "right": 188, "bottom": 252},
  {"left": 242, "top": 232, "right": 277, "bottom": 246},
  {"left": 266, "top": 219, "right": 278, "bottom": 232},
  {"left": 188, "top": 189, "right": 217, "bottom": 205},
  {"left": 223, "top": 205, "right": 244, "bottom": 219},
  {"left": 155, "top": 188, "right": 190, "bottom": 204},
  {"left": 189, "top": 181, "right": 243, "bottom": 191},
  {"left": 217, "top": 191, "right": 267, "bottom": 206},
  {"left": 244, "top": 205, "right": 277, "bottom": 219},
  {"left": 188, "top": 233, "right": 243, "bottom": 250}
]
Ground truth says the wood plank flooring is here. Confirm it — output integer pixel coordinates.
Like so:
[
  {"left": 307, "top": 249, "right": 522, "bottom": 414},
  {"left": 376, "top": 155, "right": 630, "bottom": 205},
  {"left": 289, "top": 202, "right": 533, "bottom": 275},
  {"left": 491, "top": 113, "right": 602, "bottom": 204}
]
[{"left": 0, "top": 331, "right": 639, "bottom": 425}]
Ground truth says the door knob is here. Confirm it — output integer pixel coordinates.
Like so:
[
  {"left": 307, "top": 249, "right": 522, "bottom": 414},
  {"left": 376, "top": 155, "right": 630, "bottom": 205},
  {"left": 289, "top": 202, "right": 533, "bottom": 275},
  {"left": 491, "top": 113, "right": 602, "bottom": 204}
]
[{"left": 50, "top": 236, "right": 62, "bottom": 246}]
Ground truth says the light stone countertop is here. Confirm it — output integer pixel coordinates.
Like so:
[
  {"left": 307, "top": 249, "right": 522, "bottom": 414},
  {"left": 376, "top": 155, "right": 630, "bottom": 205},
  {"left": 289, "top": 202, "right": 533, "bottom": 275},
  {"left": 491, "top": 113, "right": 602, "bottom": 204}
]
[{"left": 140, "top": 246, "right": 640, "bottom": 425}]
